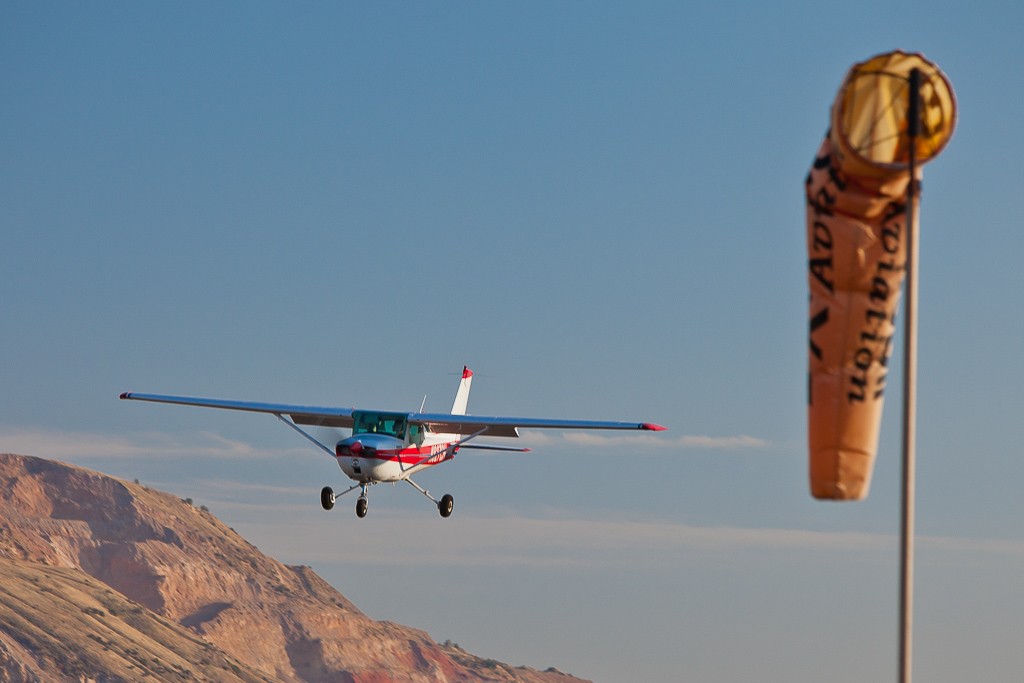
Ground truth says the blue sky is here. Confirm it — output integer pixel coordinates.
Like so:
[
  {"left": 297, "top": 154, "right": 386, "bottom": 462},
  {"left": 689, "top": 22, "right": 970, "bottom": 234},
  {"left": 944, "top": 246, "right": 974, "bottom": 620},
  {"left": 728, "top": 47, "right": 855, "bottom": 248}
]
[{"left": 2, "top": 2, "right": 1023, "bottom": 681}]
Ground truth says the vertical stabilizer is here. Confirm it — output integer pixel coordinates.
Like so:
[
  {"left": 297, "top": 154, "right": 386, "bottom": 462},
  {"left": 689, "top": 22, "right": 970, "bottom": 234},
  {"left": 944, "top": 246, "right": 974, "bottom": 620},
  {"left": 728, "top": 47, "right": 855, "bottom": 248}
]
[{"left": 451, "top": 366, "right": 473, "bottom": 415}]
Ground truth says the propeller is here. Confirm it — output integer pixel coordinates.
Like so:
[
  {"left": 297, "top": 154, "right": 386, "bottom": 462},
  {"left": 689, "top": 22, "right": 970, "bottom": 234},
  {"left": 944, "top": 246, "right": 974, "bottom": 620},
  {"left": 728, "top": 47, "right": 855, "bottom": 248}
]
[
  {"left": 338, "top": 439, "right": 376, "bottom": 458},
  {"left": 314, "top": 426, "right": 349, "bottom": 454}
]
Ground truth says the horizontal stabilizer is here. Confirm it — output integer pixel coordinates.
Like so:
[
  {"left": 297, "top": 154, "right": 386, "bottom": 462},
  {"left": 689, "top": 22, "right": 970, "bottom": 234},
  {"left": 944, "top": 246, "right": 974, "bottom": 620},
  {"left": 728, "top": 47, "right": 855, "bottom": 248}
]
[{"left": 458, "top": 444, "right": 532, "bottom": 453}]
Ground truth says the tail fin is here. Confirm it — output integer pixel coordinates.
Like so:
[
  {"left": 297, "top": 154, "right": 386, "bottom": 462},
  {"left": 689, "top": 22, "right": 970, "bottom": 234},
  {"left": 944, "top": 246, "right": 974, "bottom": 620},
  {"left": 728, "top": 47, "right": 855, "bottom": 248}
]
[{"left": 451, "top": 366, "right": 473, "bottom": 415}]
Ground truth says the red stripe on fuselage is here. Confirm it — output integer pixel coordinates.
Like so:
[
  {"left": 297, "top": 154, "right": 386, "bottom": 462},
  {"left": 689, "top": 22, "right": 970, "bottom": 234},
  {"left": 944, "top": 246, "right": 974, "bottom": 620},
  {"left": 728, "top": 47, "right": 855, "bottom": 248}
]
[{"left": 338, "top": 443, "right": 456, "bottom": 466}]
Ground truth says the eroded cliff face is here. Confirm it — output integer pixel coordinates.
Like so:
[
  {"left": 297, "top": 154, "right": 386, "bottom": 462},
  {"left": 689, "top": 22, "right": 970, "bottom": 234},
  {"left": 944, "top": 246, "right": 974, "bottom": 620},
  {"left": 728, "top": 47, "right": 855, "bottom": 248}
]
[
  {"left": 0, "top": 556, "right": 277, "bottom": 683},
  {"left": 0, "top": 453, "right": 588, "bottom": 683}
]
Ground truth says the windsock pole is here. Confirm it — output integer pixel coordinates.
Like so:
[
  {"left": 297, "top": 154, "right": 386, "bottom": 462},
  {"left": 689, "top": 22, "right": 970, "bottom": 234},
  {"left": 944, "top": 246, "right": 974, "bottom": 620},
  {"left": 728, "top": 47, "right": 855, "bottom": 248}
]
[{"left": 898, "top": 67, "right": 922, "bottom": 683}]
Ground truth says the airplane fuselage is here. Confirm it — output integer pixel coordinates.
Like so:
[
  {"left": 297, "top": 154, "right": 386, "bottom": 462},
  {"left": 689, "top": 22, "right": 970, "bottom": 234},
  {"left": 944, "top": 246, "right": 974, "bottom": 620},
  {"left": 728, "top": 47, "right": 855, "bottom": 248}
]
[{"left": 334, "top": 430, "right": 456, "bottom": 484}]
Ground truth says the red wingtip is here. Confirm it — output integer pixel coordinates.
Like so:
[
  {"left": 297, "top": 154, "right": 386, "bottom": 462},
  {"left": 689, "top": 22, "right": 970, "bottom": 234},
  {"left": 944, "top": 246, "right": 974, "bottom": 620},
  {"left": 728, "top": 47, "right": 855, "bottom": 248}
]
[
  {"left": 641, "top": 423, "right": 668, "bottom": 431},
  {"left": 462, "top": 366, "right": 473, "bottom": 379},
  {"left": 119, "top": 392, "right": 131, "bottom": 400}
]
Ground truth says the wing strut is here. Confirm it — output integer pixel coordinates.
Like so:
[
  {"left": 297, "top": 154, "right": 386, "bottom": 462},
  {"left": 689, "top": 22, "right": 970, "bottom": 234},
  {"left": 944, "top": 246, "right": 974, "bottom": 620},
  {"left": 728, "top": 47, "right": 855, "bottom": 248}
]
[{"left": 275, "top": 413, "right": 336, "bottom": 458}]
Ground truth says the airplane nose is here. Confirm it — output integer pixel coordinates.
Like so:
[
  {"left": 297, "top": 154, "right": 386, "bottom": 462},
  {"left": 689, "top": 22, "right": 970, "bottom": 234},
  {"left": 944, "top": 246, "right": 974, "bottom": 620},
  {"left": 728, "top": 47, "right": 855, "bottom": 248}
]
[
  {"left": 336, "top": 439, "right": 361, "bottom": 456},
  {"left": 336, "top": 438, "right": 377, "bottom": 459}
]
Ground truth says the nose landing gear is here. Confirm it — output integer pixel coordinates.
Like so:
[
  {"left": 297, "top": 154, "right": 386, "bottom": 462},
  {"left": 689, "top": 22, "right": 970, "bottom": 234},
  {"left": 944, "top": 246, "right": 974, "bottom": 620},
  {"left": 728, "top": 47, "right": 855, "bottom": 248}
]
[
  {"left": 354, "top": 483, "right": 370, "bottom": 517},
  {"left": 319, "top": 482, "right": 368, "bottom": 517}
]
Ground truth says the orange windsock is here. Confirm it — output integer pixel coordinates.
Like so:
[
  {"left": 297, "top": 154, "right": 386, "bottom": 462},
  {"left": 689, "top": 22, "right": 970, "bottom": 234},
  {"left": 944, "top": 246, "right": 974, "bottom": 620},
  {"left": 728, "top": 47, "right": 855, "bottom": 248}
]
[{"left": 807, "top": 51, "right": 955, "bottom": 500}]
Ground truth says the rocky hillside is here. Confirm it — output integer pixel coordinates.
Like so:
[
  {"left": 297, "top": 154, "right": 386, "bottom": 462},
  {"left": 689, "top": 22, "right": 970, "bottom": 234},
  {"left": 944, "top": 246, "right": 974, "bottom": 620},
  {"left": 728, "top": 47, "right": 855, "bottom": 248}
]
[
  {"left": 0, "top": 453, "right": 588, "bottom": 683},
  {"left": 0, "top": 556, "right": 276, "bottom": 682}
]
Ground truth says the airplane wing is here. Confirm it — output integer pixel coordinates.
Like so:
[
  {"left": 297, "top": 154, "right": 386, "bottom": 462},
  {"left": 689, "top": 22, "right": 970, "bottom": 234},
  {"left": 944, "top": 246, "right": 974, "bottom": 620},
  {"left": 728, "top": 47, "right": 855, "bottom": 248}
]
[
  {"left": 119, "top": 393, "right": 356, "bottom": 428},
  {"left": 408, "top": 412, "right": 667, "bottom": 438},
  {"left": 119, "top": 393, "right": 667, "bottom": 436}
]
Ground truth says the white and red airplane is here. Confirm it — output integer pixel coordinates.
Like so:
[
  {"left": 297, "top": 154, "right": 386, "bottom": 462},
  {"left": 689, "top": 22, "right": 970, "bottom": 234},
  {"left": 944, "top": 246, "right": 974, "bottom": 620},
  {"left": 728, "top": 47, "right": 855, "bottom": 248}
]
[{"left": 120, "top": 367, "right": 666, "bottom": 518}]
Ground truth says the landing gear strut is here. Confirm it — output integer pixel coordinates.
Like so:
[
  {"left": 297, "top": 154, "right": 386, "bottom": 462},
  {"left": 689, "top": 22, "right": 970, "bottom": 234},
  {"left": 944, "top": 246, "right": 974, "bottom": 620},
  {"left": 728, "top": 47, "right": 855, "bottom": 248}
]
[{"left": 405, "top": 478, "right": 454, "bottom": 518}]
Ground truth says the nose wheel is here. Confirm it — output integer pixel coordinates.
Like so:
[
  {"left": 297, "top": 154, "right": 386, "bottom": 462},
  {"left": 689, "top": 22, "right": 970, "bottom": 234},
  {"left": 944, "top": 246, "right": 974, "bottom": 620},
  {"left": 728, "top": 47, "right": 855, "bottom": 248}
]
[{"left": 355, "top": 496, "right": 368, "bottom": 518}]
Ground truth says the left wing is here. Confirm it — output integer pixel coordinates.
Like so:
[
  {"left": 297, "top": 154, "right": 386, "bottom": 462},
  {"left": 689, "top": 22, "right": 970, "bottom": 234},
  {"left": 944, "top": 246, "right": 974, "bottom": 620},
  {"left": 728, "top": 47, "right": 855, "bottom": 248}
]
[
  {"left": 408, "top": 412, "right": 667, "bottom": 438},
  {"left": 119, "top": 392, "right": 356, "bottom": 428}
]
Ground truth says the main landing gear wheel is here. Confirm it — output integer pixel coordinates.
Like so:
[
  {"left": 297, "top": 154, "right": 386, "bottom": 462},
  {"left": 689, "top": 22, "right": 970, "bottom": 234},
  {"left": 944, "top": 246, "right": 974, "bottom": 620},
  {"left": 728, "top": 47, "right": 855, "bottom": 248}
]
[
  {"left": 356, "top": 497, "right": 368, "bottom": 518},
  {"left": 438, "top": 494, "right": 454, "bottom": 518},
  {"left": 320, "top": 486, "right": 335, "bottom": 511}
]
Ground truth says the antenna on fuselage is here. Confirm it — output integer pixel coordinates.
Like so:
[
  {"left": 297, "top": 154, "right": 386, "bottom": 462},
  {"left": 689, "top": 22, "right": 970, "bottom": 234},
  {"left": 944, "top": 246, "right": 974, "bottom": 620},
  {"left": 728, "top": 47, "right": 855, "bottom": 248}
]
[{"left": 419, "top": 395, "right": 427, "bottom": 412}]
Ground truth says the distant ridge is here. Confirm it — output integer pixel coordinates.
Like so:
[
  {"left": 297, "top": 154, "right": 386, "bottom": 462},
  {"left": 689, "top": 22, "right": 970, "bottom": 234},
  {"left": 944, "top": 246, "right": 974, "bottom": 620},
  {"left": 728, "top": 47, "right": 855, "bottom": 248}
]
[{"left": 0, "top": 452, "right": 589, "bottom": 683}]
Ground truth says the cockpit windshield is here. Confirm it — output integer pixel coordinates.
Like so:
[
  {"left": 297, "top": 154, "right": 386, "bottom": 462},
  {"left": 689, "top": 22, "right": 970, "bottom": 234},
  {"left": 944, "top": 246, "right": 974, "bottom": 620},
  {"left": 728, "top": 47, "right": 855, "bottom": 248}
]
[{"left": 351, "top": 411, "right": 408, "bottom": 439}]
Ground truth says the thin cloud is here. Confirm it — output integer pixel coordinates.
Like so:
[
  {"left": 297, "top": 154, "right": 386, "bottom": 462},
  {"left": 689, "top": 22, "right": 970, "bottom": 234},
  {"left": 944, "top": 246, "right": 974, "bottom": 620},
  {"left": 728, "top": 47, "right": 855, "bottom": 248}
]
[
  {"left": 0, "top": 428, "right": 308, "bottom": 461},
  {"left": 0, "top": 427, "right": 766, "bottom": 463},
  {"left": 252, "top": 511, "right": 1024, "bottom": 572},
  {"left": 521, "top": 430, "right": 769, "bottom": 450},
  {"left": 918, "top": 534, "right": 1024, "bottom": 558},
  {"left": 191, "top": 478, "right": 313, "bottom": 497},
  {"left": 245, "top": 512, "right": 894, "bottom": 570}
]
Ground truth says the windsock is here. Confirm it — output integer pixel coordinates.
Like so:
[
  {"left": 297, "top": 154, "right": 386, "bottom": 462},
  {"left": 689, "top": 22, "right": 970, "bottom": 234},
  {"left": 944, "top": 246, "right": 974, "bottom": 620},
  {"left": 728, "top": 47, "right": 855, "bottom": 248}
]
[{"left": 807, "top": 51, "right": 955, "bottom": 500}]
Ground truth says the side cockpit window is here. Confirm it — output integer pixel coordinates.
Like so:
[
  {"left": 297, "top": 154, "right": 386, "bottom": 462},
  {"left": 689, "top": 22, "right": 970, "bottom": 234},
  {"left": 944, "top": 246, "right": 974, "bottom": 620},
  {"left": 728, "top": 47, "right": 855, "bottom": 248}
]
[{"left": 407, "top": 423, "right": 425, "bottom": 446}]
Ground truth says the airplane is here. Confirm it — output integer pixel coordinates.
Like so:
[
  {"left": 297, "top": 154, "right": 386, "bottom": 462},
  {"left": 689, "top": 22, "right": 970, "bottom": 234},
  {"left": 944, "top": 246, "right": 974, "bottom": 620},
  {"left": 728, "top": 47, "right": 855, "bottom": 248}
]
[{"left": 120, "top": 367, "right": 666, "bottom": 518}]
